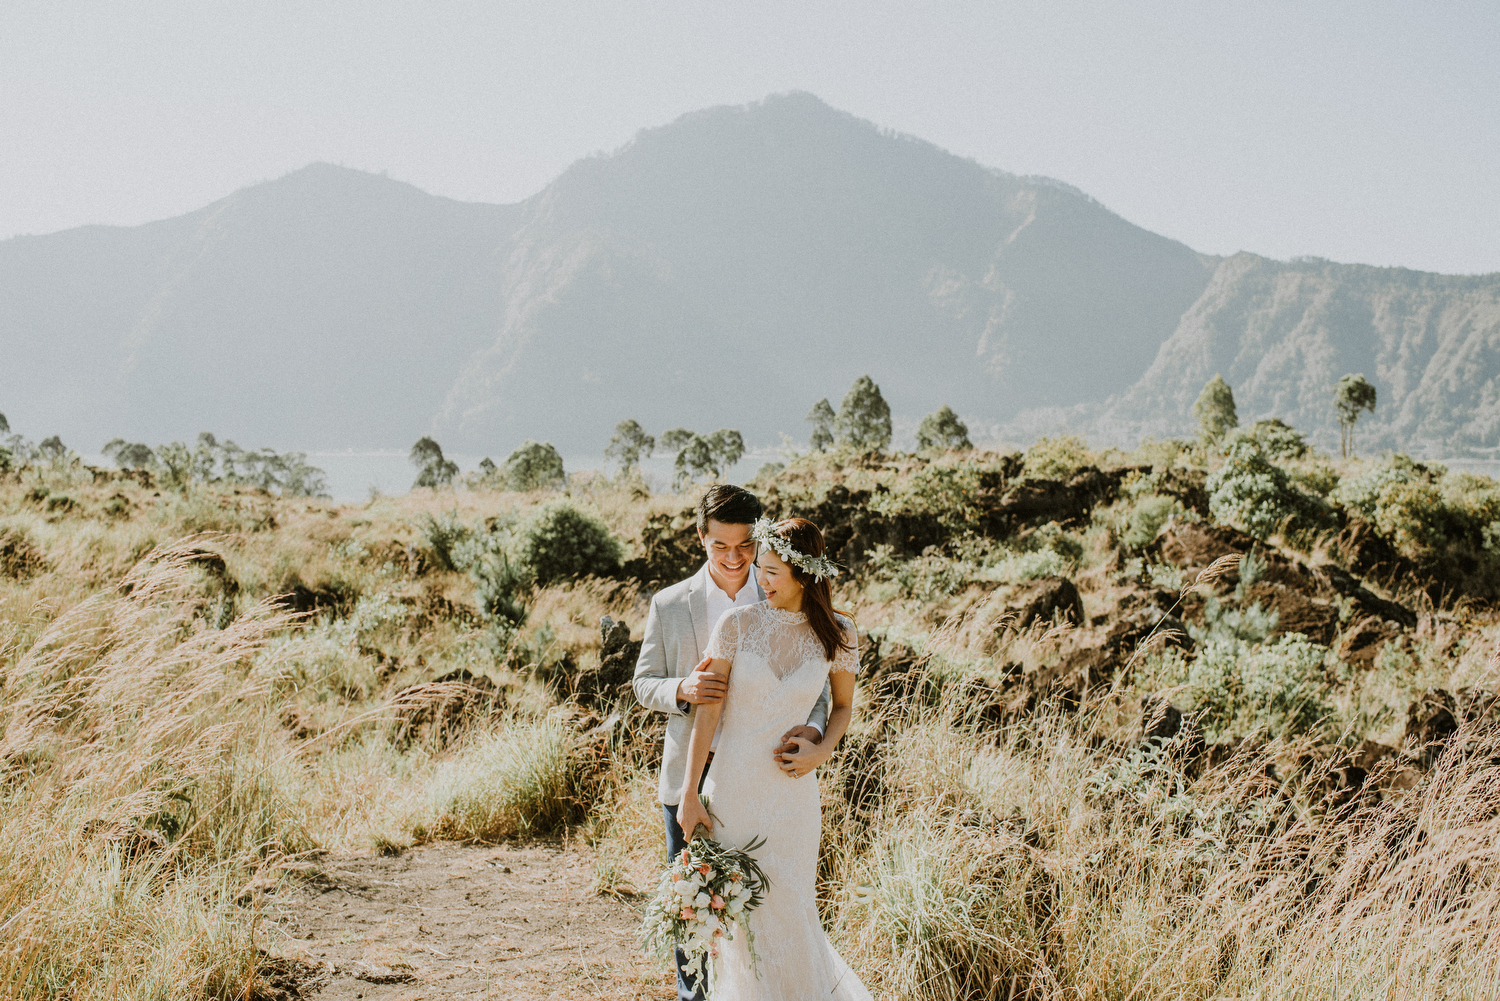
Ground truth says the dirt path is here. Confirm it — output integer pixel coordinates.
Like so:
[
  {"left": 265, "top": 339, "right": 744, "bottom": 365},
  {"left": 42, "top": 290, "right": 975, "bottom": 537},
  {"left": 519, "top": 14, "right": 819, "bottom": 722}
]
[{"left": 263, "top": 841, "right": 675, "bottom": 1000}]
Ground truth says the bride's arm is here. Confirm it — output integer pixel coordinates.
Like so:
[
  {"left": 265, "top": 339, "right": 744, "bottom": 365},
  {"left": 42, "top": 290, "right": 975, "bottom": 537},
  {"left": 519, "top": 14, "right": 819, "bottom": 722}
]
[{"left": 675, "top": 655, "right": 730, "bottom": 837}]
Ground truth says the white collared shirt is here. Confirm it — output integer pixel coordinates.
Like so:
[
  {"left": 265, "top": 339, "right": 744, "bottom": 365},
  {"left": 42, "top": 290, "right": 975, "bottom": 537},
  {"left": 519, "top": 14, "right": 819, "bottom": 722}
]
[
  {"left": 705, "top": 565, "right": 758, "bottom": 750},
  {"left": 706, "top": 565, "right": 760, "bottom": 636}
]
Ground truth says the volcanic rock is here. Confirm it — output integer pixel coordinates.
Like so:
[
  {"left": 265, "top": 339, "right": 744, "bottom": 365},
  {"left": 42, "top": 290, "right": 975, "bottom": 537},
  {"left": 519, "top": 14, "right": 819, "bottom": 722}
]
[{"left": 1006, "top": 576, "right": 1086, "bottom": 631}]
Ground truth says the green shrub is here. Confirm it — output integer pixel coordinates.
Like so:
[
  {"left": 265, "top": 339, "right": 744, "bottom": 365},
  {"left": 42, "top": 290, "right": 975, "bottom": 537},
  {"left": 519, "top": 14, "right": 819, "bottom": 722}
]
[
  {"left": 1373, "top": 480, "right": 1447, "bottom": 550},
  {"left": 518, "top": 503, "right": 623, "bottom": 586},
  {"left": 1237, "top": 418, "right": 1308, "bottom": 460},
  {"left": 1022, "top": 434, "right": 1091, "bottom": 481},
  {"left": 420, "top": 511, "right": 472, "bottom": 571},
  {"left": 1187, "top": 634, "right": 1332, "bottom": 742},
  {"left": 868, "top": 461, "right": 986, "bottom": 535},
  {"left": 1207, "top": 442, "right": 1330, "bottom": 541},
  {"left": 459, "top": 530, "right": 530, "bottom": 631},
  {"left": 1330, "top": 455, "right": 1435, "bottom": 521},
  {"left": 1123, "top": 494, "right": 1186, "bottom": 549},
  {"left": 1328, "top": 457, "right": 1500, "bottom": 555}
]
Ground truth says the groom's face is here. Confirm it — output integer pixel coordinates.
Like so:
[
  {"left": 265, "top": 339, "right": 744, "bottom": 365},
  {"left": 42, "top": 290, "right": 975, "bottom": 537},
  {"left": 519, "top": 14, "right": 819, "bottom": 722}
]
[{"left": 699, "top": 519, "right": 756, "bottom": 589}]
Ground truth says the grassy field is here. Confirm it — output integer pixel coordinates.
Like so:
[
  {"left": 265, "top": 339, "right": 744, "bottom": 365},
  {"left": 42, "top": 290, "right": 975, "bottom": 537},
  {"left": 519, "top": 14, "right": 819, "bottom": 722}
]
[{"left": 2, "top": 437, "right": 1498, "bottom": 999}]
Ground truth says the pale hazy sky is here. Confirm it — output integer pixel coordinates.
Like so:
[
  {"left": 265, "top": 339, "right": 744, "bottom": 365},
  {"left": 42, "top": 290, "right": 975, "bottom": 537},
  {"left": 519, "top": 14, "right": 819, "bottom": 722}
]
[{"left": 4, "top": 1, "right": 1496, "bottom": 274}]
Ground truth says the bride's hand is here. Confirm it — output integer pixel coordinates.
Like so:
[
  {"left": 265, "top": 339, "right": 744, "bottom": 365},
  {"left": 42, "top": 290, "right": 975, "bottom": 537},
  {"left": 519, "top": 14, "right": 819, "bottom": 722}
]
[
  {"left": 774, "top": 735, "right": 827, "bottom": 778},
  {"left": 676, "top": 796, "right": 712, "bottom": 839}
]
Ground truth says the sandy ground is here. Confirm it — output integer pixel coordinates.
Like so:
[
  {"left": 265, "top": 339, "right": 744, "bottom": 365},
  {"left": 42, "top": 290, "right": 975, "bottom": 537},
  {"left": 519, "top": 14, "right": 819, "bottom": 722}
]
[{"left": 261, "top": 840, "right": 676, "bottom": 1000}]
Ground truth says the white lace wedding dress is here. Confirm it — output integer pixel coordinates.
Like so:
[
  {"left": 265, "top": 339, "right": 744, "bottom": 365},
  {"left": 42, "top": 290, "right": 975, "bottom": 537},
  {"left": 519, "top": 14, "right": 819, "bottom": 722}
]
[{"left": 700, "top": 601, "right": 871, "bottom": 1001}]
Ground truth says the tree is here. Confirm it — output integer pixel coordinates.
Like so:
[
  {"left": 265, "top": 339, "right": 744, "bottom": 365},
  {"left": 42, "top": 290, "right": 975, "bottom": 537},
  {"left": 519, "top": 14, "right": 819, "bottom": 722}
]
[
  {"left": 659, "top": 427, "right": 744, "bottom": 488},
  {"left": 1193, "top": 374, "right": 1238, "bottom": 447},
  {"left": 0, "top": 413, "right": 8, "bottom": 435},
  {"left": 834, "top": 375, "right": 892, "bottom": 451},
  {"left": 706, "top": 429, "right": 745, "bottom": 473},
  {"left": 155, "top": 442, "right": 194, "bottom": 488},
  {"left": 503, "top": 440, "right": 566, "bottom": 491},
  {"left": 605, "top": 419, "right": 655, "bottom": 475},
  {"left": 1334, "top": 373, "right": 1378, "bottom": 459},
  {"left": 410, "top": 436, "right": 459, "bottom": 489},
  {"left": 806, "top": 399, "right": 835, "bottom": 452},
  {"left": 38, "top": 436, "right": 68, "bottom": 463},
  {"left": 915, "top": 405, "right": 972, "bottom": 451},
  {"left": 102, "top": 438, "right": 157, "bottom": 470}
]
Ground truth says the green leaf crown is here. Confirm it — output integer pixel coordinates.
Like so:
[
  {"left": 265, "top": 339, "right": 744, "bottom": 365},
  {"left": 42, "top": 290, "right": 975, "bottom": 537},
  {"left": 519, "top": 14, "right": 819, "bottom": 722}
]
[{"left": 750, "top": 518, "right": 841, "bottom": 582}]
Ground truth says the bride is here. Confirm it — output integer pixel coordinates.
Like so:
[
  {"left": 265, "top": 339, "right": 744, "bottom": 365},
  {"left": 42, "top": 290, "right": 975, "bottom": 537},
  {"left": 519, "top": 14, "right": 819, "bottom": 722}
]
[{"left": 674, "top": 517, "right": 871, "bottom": 1000}]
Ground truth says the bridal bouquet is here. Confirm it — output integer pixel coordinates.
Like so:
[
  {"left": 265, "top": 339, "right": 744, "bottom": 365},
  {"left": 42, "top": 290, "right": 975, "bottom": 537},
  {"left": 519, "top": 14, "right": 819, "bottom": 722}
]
[{"left": 642, "top": 804, "right": 771, "bottom": 993}]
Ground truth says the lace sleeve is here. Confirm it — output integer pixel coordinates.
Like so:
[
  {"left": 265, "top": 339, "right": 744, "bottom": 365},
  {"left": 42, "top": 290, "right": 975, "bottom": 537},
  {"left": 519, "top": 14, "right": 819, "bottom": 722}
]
[
  {"left": 704, "top": 608, "right": 741, "bottom": 663},
  {"left": 830, "top": 617, "right": 859, "bottom": 675}
]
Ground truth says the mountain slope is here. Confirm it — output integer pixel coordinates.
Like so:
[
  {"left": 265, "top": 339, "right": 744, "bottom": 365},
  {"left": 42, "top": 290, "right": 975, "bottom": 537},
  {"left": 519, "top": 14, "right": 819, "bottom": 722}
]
[
  {"left": 1, "top": 164, "right": 518, "bottom": 450},
  {"left": 6, "top": 92, "right": 1494, "bottom": 461},
  {"left": 437, "top": 93, "right": 1216, "bottom": 450},
  {"left": 1102, "top": 253, "right": 1500, "bottom": 453}
]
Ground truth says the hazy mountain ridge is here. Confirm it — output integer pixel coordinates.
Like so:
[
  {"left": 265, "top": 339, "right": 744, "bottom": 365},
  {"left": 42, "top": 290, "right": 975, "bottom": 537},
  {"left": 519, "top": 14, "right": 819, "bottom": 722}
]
[
  {"left": 2, "top": 91, "right": 1494, "bottom": 459},
  {"left": 438, "top": 92, "right": 1215, "bottom": 450},
  {"left": 1099, "top": 253, "right": 1500, "bottom": 454}
]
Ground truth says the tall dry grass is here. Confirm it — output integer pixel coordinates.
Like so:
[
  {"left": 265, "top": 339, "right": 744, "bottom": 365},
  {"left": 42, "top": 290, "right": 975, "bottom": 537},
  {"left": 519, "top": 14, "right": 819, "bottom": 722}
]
[
  {"left": 0, "top": 542, "right": 309, "bottom": 997},
  {"left": 5, "top": 470, "right": 1500, "bottom": 999}
]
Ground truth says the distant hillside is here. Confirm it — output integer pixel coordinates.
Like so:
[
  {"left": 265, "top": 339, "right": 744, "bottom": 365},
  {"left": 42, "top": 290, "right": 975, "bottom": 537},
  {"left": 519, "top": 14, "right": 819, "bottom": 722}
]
[
  {"left": 3, "top": 92, "right": 1496, "bottom": 459},
  {"left": 437, "top": 93, "right": 1215, "bottom": 451},
  {"left": 1099, "top": 253, "right": 1500, "bottom": 454},
  {"left": 0, "top": 93, "right": 1211, "bottom": 455},
  {"left": 0, "top": 166, "right": 518, "bottom": 451}
]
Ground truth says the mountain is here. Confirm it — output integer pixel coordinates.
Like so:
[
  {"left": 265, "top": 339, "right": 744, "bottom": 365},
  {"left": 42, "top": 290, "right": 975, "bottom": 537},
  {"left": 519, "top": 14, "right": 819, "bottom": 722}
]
[
  {"left": 0, "top": 93, "right": 1212, "bottom": 455},
  {"left": 1, "top": 165, "right": 517, "bottom": 451},
  {"left": 437, "top": 94, "right": 1216, "bottom": 451},
  {"left": 3, "top": 91, "right": 1496, "bottom": 461},
  {"left": 1100, "top": 253, "right": 1500, "bottom": 454}
]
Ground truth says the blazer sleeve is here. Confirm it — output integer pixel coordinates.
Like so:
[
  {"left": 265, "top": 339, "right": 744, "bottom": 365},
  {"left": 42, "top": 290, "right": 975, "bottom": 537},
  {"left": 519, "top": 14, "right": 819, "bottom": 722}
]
[
  {"left": 632, "top": 594, "right": 687, "bottom": 715},
  {"left": 805, "top": 678, "right": 830, "bottom": 734}
]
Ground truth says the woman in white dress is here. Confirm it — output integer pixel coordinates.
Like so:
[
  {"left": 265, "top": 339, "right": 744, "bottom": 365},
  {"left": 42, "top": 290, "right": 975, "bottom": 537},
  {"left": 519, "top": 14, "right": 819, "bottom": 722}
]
[{"left": 674, "top": 517, "right": 872, "bottom": 1000}]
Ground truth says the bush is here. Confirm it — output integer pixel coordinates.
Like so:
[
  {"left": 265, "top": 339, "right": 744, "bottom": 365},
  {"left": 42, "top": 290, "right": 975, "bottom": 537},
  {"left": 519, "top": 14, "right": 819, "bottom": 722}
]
[
  {"left": 458, "top": 529, "right": 530, "bottom": 631},
  {"left": 1207, "top": 442, "right": 1330, "bottom": 541},
  {"left": 1122, "top": 494, "right": 1186, "bottom": 549},
  {"left": 518, "top": 503, "right": 624, "bottom": 586},
  {"left": 868, "top": 461, "right": 986, "bottom": 535},
  {"left": 1236, "top": 418, "right": 1308, "bottom": 460},
  {"left": 1373, "top": 480, "right": 1447, "bottom": 550},
  {"left": 1186, "top": 634, "right": 1332, "bottom": 742},
  {"left": 1022, "top": 435, "right": 1090, "bottom": 481},
  {"left": 1328, "top": 456, "right": 1500, "bottom": 555},
  {"left": 1330, "top": 454, "right": 1434, "bottom": 521},
  {"left": 419, "top": 511, "right": 472, "bottom": 572}
]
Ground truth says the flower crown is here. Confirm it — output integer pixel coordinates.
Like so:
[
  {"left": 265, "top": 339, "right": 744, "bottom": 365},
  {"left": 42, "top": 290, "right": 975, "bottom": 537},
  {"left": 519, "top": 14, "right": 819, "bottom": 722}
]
[{"left": 750, "top": 518, "right": 841, "bottom": 582}]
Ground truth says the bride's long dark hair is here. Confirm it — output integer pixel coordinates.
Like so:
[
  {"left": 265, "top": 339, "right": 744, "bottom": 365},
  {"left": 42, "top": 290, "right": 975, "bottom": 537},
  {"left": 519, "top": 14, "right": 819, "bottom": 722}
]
[{"left": 766, "top": 518, "right": 853, "bottom": 662}]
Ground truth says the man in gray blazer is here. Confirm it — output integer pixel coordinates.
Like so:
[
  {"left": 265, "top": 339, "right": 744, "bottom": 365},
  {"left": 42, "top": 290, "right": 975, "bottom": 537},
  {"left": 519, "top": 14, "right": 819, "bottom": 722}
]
[{"left": 633, "top": 484, "right": 829, "bottom": 1001}]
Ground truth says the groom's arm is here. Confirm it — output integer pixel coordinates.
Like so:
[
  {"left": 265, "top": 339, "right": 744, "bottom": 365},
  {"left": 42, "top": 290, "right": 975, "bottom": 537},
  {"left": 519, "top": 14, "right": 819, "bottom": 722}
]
[
  {"left": 632, "top": 595, "right": 688, "bottom": 715},
  {"left": 805, "top": 679, "right": 830, "bottom": 735}
]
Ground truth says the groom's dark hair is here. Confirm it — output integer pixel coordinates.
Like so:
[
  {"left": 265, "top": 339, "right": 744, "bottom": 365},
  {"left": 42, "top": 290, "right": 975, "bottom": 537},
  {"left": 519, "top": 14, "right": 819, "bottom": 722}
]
[{"left": 697, "top": 484, "right": 762, "bottom": 533}]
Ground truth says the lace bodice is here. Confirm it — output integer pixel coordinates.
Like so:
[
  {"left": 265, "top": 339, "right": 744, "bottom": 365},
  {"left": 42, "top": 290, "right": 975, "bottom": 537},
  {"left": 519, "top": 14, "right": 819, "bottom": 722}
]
[{"left": 705, "top": 602, "right": 859, "bottom": 680}]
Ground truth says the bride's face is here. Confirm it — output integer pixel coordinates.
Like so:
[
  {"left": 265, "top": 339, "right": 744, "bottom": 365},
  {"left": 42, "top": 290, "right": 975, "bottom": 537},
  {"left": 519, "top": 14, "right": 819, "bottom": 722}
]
[{"left": 755, "top": 547, "right": 804, "bottom": 611}]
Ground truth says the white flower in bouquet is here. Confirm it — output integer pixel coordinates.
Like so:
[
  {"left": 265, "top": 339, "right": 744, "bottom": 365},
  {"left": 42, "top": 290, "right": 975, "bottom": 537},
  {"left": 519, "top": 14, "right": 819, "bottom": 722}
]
[{"left": 641, "top": 797, "right": 772, "bottom": 996}]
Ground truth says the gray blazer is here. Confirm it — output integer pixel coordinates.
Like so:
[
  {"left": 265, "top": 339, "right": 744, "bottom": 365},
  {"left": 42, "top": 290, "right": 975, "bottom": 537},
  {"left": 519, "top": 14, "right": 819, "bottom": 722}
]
[{"left": 633, "top": 562, "right": 831, "bottom": 804}]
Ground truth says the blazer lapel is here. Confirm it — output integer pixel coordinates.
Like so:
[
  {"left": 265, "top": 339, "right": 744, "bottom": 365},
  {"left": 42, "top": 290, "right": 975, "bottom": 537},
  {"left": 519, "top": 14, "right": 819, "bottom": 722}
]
[{"left": 687, "top": 563, "right": 710, "bottom": 656}]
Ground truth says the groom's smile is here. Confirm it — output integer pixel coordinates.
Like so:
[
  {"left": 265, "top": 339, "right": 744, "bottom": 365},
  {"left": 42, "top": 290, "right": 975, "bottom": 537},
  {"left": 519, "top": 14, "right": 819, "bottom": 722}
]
[{"left": 699, "top": 518, "right": 757, "bottom": 598}]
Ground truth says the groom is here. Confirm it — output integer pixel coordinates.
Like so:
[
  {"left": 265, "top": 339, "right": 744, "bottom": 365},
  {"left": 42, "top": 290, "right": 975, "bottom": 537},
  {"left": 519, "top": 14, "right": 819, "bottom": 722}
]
[{"left": 633, "top": 484, "right": 829, "bottom": 1001}]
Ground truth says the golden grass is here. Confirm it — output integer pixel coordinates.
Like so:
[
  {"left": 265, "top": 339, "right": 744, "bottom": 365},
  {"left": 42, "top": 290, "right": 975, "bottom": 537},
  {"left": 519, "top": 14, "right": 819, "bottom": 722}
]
[{"left": 2, "top": 469, "right": 1499, "bottom": 999}]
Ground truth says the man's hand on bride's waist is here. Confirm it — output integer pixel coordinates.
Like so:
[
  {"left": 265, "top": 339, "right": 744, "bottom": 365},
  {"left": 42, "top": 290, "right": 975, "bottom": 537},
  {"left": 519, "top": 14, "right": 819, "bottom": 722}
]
[{"left": 774, "top": 734, "right": 828, "bottom": 779}]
